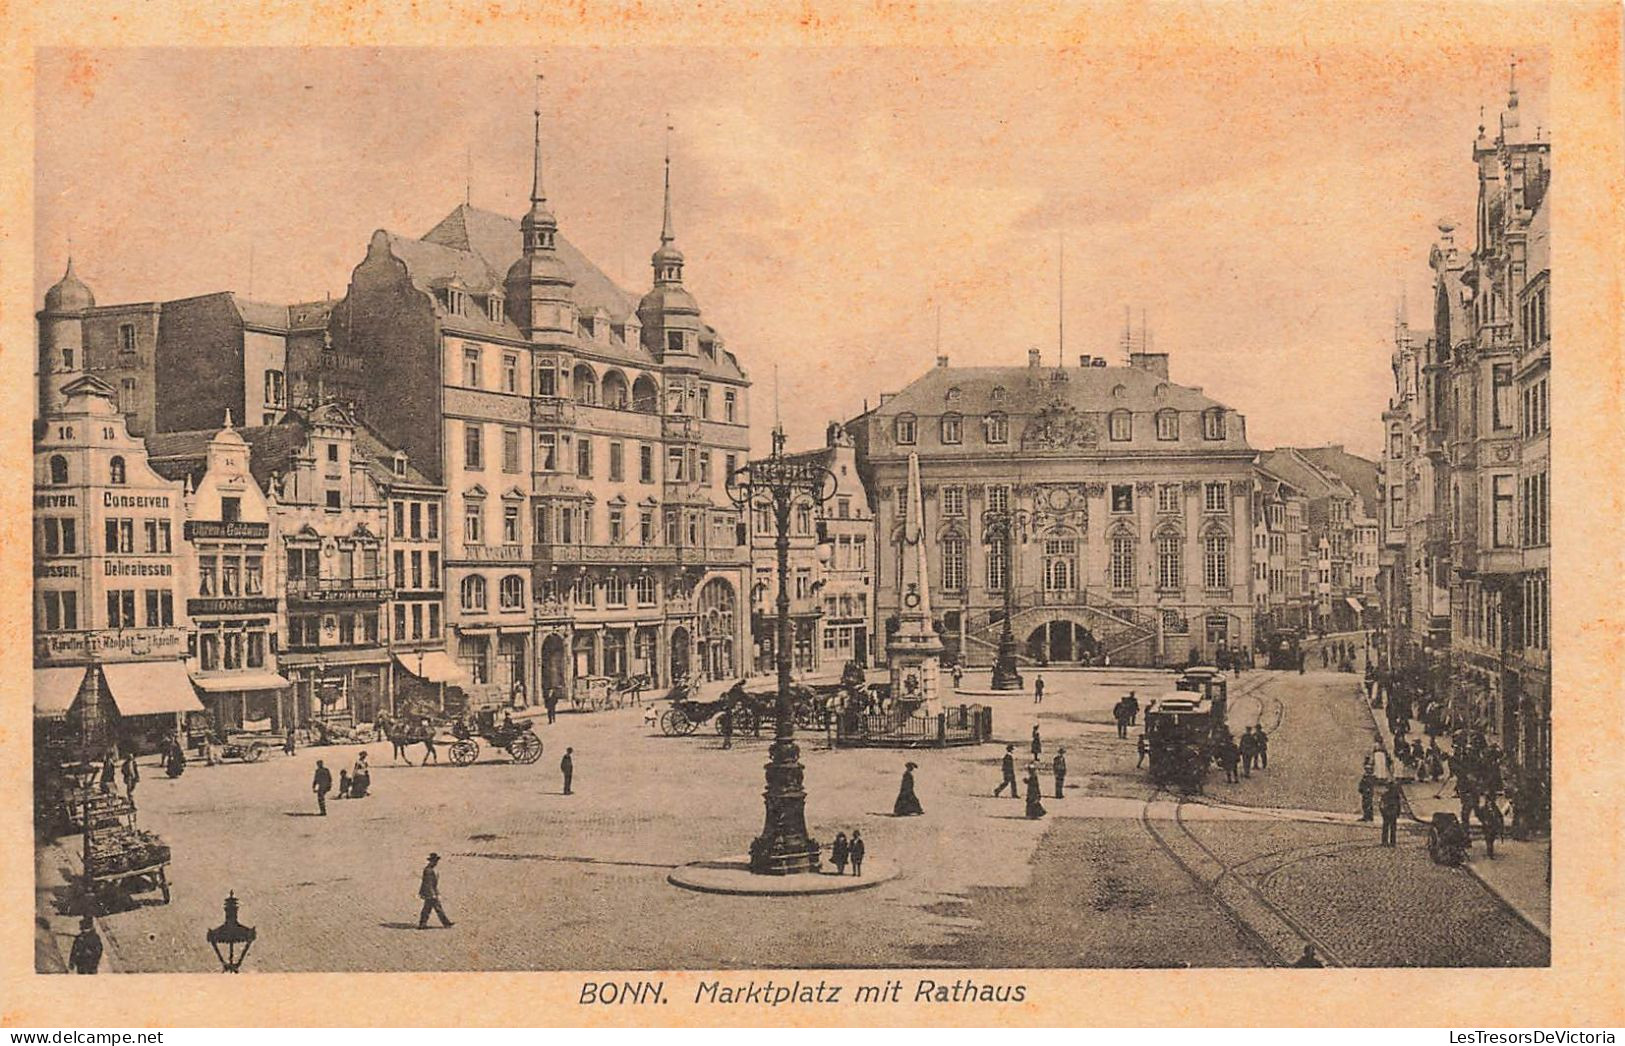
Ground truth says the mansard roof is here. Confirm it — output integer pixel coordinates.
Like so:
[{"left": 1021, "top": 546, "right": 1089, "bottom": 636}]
[{"left": 870, "top": 364, "right": 1234, "bottom": 420}]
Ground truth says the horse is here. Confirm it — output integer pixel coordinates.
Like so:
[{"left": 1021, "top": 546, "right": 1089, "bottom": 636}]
[{"left": 377, "top": 713, "right": 422, "bottom": 766}]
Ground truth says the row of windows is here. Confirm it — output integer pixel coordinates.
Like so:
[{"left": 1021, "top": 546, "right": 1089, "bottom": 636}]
[
  {"left": 893, "top": 408, "right": 1227, "bottom": 446},
  {"left": 40, "top": 589, "right": 174, "bottom": 631},
  {"left": 197, "top": 623, "right": 272, "bottom": 670},
  {"left": 199, "top": 551, "right": 268, "bottom": 597},
  {"left": 46, "top": 454, "right": 134, "bottom": 486},
  {"left": 915, "top": 482, "right": 1233, "bottom": 520},
  {"left": 457, "top": 571, "right": 667, "bottom": 613},
  {"left": 391, "top": 549, "right": 442, "bottom": 591},
  {"left": 391, "top": 500, "right": 442, "bottom": 541},
  {"left": 285, "top": 613, "right": 378, "bottom": 649},
  {"left": 284, "top": 544, "right": 380, "bottom": 584},
  {"left": 459, "top": 349, "right": 743, "bottom": 423},
  {"left": 936, "top": 531, "right": 1231, "bottom": 593},
  {"left": 393, "top": 601, "right": 443, "bottom": 642}
]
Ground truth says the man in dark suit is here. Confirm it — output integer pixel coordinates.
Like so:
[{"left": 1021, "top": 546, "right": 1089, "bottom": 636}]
[
  {"left": 560, "top": 747, "right": 574, "bottom": 795},
  {"left": 994, "top": 745, "right": 1018, "bottom": 798},
  {"left": 1380, "top": 780, "right": 1403, "bottom": 846},
  {"left": 417, "top": 853, "right": 453, "bottom": 928},
  {"left": 69, "top": 916, "right": 103, "bottom": 974},
  {"left": 312, "top": 760, "right": 332, "bottom": 816}
]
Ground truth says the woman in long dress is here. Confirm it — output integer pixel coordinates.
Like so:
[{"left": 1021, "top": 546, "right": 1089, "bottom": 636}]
[
  {"left": 1024, "top": 763, "right": 1047, "bottom": 819},
  {"left": 893, "top": 762, "right": 924, "bottom": 816}
]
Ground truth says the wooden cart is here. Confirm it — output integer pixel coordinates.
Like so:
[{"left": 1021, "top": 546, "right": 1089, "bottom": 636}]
[{"left": 82, "top": 794, "right": 171, "bottom": 910}]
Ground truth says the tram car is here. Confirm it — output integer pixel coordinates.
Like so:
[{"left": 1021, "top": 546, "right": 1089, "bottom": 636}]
[
  {"left": 1144, "top": 670, "right": 1231, "bottom": 794},
  {"left": 1266, "top": 628, "right": 1303, "bottom": 670}
]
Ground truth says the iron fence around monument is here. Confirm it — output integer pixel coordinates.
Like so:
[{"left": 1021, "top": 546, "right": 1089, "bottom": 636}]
[{"left": 832, "top": 704, "right": 992, "bottom": 748}]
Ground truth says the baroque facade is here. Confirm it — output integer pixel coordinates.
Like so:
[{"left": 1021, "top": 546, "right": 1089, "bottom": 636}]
[{"left": 850, "top": 348, "right": 1257, "bottom": 669}]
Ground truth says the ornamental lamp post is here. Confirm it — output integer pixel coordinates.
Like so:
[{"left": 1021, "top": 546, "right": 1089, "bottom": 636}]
[
  {"left": 725, "top": 428, "right": 837, "bottom": 875},
  {"left": 980, "top": 507, "right": 1034, "bottom": 691},
  {"left": 206, "top": 891, "right": 256, "bottom": 972}
]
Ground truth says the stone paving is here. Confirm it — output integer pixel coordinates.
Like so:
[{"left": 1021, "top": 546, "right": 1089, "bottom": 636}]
[{"left": 36, "top": 664, "right": 1547, "bottom": 971}]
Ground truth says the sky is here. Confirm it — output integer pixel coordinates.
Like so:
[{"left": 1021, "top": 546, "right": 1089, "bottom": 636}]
[{"left": 34, "top": 46, "right": 1549, "bottom": 459}]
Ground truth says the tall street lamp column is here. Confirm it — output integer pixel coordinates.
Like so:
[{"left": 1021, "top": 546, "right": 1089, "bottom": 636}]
[
  {"left": 982, "top": 509, "right": 1026, "bottom": 691},
  {"left": 726, "top": 428, "right": 837, "bottom": 875}
]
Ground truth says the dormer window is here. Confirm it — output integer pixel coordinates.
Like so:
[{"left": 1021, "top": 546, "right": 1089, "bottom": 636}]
[
  {"left": 447, "top": 288, "right": 467, "bottom": 316},
  {"left": 990, "top": 385, "right": 1007, "bottom": 402},
  {"left": 1202, "top": 408, "right": 1226, "bottom": 441},
  {"left": 983, "top": 412, "right": 1009, "bottom": 444},
  {"left": 667, "top": 330, "right": 686, "bottom": 355},
  {"left": 392, "top": 452, "right": 407, "bottom": 479},
  {"left": 940, "top": 413, "right": 962, "bottom": 445},
  {"left": 946, "top": 386, "right": 962, "bottom": 402},
  {"left": 1108, "top": 409, "right": 1132, "bottom": 442},
  {"left": 1156, "top": 409, "right": 1179, "bottom": 441},
  {"left": 895, "top": 413, "right": 917, "bottom": 445},
  {"left": 487, "top": 295, "right": 504, "bottom": 322}
]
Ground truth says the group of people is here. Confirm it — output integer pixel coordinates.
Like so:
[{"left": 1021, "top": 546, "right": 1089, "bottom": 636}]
[
  {"left": 1212, "top": 725, "right": 1270, "bottom": 784},
  {"left": 1320, "top": 638, "right": 1359, "bottom": 673},
  {"left": 992, "top": 736, "right": 1062, "bottom": 820},
  {"left": 1111, "top": 692, "right": 1141, "bottom": 738},
  {"left": 1357, "top": 768, "right": 1407, "bottom": 846},
  {"left": 827, "top": 830, "right": 867, "bottom": 875},
  {"left": 96, "top": 748, "right": 141, "bottom": 799},
  {"left": 310, "top": 751, "right": 372, "bottom": 814}
]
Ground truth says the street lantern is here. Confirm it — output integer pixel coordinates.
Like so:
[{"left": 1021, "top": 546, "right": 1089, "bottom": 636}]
[
  {"left": 980, "top": 506, "right": 1034, "bottom": 691},
  {"left": 725, "top": 428, "right": 837, "bottom": 875},
  {"left": 206, "top": 891, "right": 256, "bottom": 972}
]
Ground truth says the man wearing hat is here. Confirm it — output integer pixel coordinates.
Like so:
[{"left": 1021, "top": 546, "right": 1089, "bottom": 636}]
[
  {"left": 994, "top": 744, "right": 1019, "bottom": 798},
  {"left": 69, "top": 915, "right": 102, "bottom": 974},
  {"left": 1052, "top": 747, "right": 1067, "bottom": 799},
  {"left": 417, "top": 853, "right": 454, "bottom": 929}
]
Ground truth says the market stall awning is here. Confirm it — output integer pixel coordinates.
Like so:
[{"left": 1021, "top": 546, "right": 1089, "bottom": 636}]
[
  {"left": 190, "top": 671, "right": 291, "bottom": 693},
  {"left": 1345, "top": 597, "right": 1365, "bottom": 613},
  {"left": 34, "top": 666, "right": 87, "bottom": 719},
  {"left": 101, "top": 661, "right": 206, "bottom": 716},
  {"left": 393, "top": 651, "right": 469, "bottom": 685}
]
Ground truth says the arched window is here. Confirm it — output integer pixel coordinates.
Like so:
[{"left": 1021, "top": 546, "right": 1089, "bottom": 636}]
[
  {"left": 604, "top": 574, "right": 628, "bottom": 607},
  {"left": 461, "top": 575, "right": 487, "bottom": 611},
  {"left": 499, "top": 574, "right": 525, "bottom": 610},
  {"left": 1155, "top": 409, "right": 1179, "bottom": 441},
  {"left": 1108, "top": 409, "right": 1132, "bottom": 442},
  {"left": 632, "top": 374, "right": 660, "bottom": 413},
  {"left": 1110, "top": 532, "right": 1136, "bottom": 591},
  {"left": 49, "top": 455, "right": 69, "bottom": 485},
  {"left": 1157, "top": 532, "right": 1183, "bottom": 590},
  {"left": 572, "top": 364, "right": 598, "bottom": 405},
  {"left": 109, "top": 455, "right": 127, "bottom": 485},
  {"left": 894, "top": 413, "right": 917, "bottom": 445},
  {"left": 601, "top": 370, "right": 630, "bottom": 410},
  {"left": 983, "top": 412, "right": 1009, "bottom": 444},
  {"left": 1203, "top": 531, "right": 1231, "bottom": 589},
  {"left": 1043, "top": 537, "right": 1078, "bottom": 592},
  {"left": 635, "top": 573, "right": 658, "bottom": 606},
  {"left": 940, "top": 412, "right": 962, "bottom": 444}
]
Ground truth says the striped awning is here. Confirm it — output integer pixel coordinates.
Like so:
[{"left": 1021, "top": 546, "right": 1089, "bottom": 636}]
[{"left": 34, "top": 667, "right": 87, "bottom": 719}]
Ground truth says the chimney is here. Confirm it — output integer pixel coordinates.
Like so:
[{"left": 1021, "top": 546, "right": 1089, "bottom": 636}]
[
  {"left": 1027, "top": 348, "right": 1041, "bottom": 368},
  {"left": 936, "top": 355, "right": 949, "bottom": 369},
  {"left": 1078, "top": 355, "right": 1092, "bottom": 367},
  {"left": 1129, "top": 352, "right": 1169, "bottom": 379}
]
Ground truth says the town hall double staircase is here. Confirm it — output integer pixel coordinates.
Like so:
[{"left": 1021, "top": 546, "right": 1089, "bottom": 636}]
[{"left": 956, "top": 588, "right": 1161, "bottom": 667}]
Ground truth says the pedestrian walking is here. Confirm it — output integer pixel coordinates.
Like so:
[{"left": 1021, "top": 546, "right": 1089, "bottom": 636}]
[
  {"left": 1218, "top": 735, "right": 1240, "bottom": 783},
  {"left": 69, "top": 916, "right": 103, "bottom": 974},
  {"left": 1125, "top": 691, "right": 1139, "bottom": 726},
  {"left": 1456, "top": 777, "right": 1478, "bottom": 834},
  {"left": 1479, "top": 798, "right": 1504, "bottom": 859},
  {"left": 720, "top": 706, "right": 734, "bottom": 749},
  {"left": 894, "top": 761, "right": 924, "bottom": 816},
  {"left": 417, "top": 853, "right": 454, "bottom": 928},
  {"left": 560, "top": 746, "right": 574, "bottom": 794},
  {"left": 1136, "top": 734, "right": 1149, "bottom": 768},
  {"left": 849, "top": 830, "right": 865, "bottom": 876},
  {"left": 1255, "top": 726, "right": 1269, "bottom": 770},
  {"left": 350, "top": 751, "right": 372, "bottom": 798},
  {"left": 120, "top": 751, "right": 139, "bottom": 799},
  {"left": 1024, "top": 763, "right": 1047, "bottom": 819},
  {"left": 1379, "top": 780, "right": 1403, "bottom": 846},
  {"left": 99, "top": 751, "right": 116, "bottom": 794},
  {"left": 830, "top": 831, "right": 850, "bottom": 875},
  {"left": 1032, "top": 675, "right": 1045, "bottom": 704},
  {"left": 1358, "top": 769, "right": 1377, "bottom": 821},
  {"left": 994, "top": 744, "right": 1019, "bottom": 798},
  {"left": 1321, "top": 646, "right": 1330, "bottom": 669},
  {"left": 312, "top": 760, "right": 332, "bottom": 815},
  {"left": 337, "top": 768, "right": 352, "bottom": 800},
  {"left": 1112, "top": 698, "right": 1130, "bottom": 739},
  {"left": 1239, "top": 727, "right": 1258, "bottom": 777},
  {"left": 544, "top": 689, "right": 559, "bottom": 725},
  {"left": 1052, "top": 747, "right": 1067, "bottom": 799},
  {"left": 1297, "top": 650, "right": 1306, "bottom": 675},
  {"left": 284, "top": 728, "right": 297, "bottom": 756},
  {"left": 165, "top": 735, "right": 187, "bottom": 778},
  {"left": 1031, "top": 724, "right": 1042, "bottom": 760},
  {"left": 421, "top": 720, "right": 439, "bottom": 765},
  {"left": 951, "top": 663, "right": 964, "bottom": 690}
]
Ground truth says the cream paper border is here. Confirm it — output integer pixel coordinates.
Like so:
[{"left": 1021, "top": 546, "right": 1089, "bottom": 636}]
[{"left": 1, "top": 1, "right": 1621, "bottom": 1029}]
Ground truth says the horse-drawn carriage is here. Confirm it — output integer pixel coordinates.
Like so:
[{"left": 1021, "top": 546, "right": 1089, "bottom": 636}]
[
  {"left": 656, "top": 678, "right": 835, "bottom": 737},
  {"left": 448, "top": 709, "right": 544, "bottom": 766}
]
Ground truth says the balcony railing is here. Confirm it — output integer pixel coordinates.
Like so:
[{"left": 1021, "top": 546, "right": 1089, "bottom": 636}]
[{"left": 532, "top": 543, "right": 747, "bottom": 568}]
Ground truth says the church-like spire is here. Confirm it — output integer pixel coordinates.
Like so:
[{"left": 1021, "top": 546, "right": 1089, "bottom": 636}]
[
  {"left": 521, "top": 72, "right": 558, "bottom": 254},
  {"left": 530, "top": 79, "right": 546, "bottom": 206},
  {"left": 660, "top": 148, "right": 675, "bottom": 247},
  {"left": 651, "top": 120, "right": 685, "bottom": 286}
]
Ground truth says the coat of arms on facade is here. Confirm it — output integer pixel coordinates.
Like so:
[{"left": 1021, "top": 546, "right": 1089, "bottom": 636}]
[{"left": 1020, "top": 400, "right": 1098, "bottom": 451}]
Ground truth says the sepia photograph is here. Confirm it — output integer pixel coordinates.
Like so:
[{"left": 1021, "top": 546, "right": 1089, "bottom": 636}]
[{"left": 7, "top": 3, "right": 1622, "bottom": 1028}]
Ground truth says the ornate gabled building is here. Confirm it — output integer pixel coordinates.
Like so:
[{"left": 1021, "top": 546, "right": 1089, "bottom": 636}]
[
  {"left": 850, "top": 348, "right": 1257, "bottom": 669},
  {"left": 1380, "top": 73, "right": 1552, "bottom": 796},
  {"left": 331, "top": 94, "right": 752, "bottom": 704}
]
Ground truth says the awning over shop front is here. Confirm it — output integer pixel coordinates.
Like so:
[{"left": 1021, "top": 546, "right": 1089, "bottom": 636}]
[
  {"left": 101, "top": 661, "right": 207, "bottom": 716},
  {"left": 34, "top": 667, "right": 87, "bottom": 719},
  {"left": 393, "top": 651, "right": 470, "bottom": 685},
  {"left": 1345, "top": 597, "right": 1365, "bottom": 613},
  {"left": 190, "top": 671, "right": 292, "bottom": 693}
]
